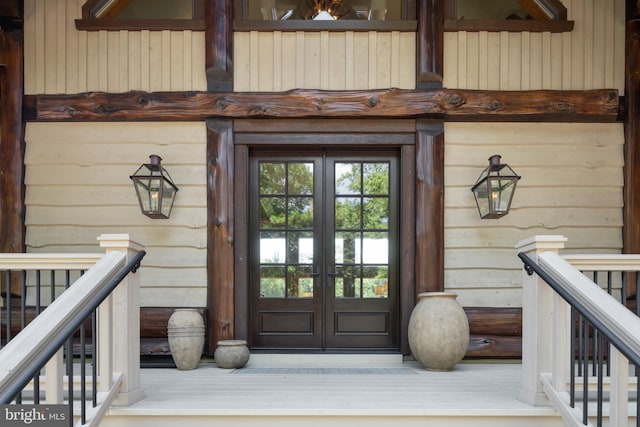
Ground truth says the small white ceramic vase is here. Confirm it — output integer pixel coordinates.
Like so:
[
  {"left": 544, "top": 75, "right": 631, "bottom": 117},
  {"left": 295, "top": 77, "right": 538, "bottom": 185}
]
[
  {"left": 408, "top": 292, "right": 470, "bottom": 371},
  {"left": 167, "top": 309, "right": 205, "bottom": 370}
]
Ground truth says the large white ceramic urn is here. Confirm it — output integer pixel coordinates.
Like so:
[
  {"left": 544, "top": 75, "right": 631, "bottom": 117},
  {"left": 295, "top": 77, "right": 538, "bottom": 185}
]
[
  {"left": 167, "top": 309, "right": 205, "bottom": 370},
  {"left": 408, "top": 292, "right": 470, "bottom": 371}
]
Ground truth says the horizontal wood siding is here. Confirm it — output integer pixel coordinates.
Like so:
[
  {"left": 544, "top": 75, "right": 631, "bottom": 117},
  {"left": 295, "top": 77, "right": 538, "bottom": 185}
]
[
  {"left": 443, "top": 0, "right": 626, "bottom": 91},
  {"left": 24, "top": 122, "right": 208, "bottom": 307},
  {"left": 444, "top": 122, "right": 624, "bottom": 307},
  {"left": 23, "top": 0, "right": 207, "bottom": 94},
  {"left": 233, "top": 31, "right": 416, "bottom": 91}
]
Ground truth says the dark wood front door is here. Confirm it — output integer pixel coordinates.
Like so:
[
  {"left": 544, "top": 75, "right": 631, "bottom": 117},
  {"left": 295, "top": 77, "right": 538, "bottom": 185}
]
[{"left": 249, "top": 149, "right": 400, "bottom": 350}]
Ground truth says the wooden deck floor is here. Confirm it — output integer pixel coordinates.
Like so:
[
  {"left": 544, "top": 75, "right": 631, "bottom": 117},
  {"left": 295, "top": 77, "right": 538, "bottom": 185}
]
[{"left": 103, "top": 355, "right": 564, "bottom": 427}]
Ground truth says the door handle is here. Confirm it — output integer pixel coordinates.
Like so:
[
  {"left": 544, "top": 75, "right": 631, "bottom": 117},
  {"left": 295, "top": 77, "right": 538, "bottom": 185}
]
[
  {"left": 327, "top": 271, "right": 338, "bottom": 288},
  {"left": 310, "top": 270, "right": 321, "bottom": 288}
]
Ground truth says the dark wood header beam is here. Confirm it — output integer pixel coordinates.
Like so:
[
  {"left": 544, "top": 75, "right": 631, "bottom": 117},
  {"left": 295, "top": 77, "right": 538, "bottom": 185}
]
[{"left": 24, "top": 88, "right": 620, "bottom": 123}]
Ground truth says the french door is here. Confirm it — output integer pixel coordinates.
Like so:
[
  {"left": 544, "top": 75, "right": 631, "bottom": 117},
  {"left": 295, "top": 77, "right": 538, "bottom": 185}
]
[{"left": 249, "top": 149, "right": 399, "bottom": 350}]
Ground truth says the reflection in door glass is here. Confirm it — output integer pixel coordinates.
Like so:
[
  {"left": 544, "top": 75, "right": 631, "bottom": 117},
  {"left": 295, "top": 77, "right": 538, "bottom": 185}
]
[
  {"left": 333, "top": 162, "right": 389, "bottom": 299},
  {"left": 259, "top": 161, "right": 315, "bottom": 299}
]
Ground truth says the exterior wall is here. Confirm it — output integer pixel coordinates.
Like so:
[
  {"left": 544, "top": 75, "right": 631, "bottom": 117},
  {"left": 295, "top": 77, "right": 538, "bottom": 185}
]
[
  {"left": 24, "top": 122, "right": 208, "bottom": 307},
  {"left": 442, "top": 0, "right": 627, "bottom": 306},
  {"left": 445, "top": 122, "right": 624, "bottom": 307},
  {"left": 23, "top": 0, "right": 206, "bottom": 94},
  {"left": 233, "top": 31, "right": 416, "bottom": 91},
  {"left": 444, "top": 0, "right": 626, "bottom": 91},
  {"left": 21, "top": 0, "right": 627, "bottom": 309}
]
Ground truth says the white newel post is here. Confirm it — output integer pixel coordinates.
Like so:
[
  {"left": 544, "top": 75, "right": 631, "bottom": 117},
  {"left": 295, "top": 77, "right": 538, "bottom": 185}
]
[
  {"left": 98, "top": 234, "right": 145, "bottom": 406},
  {"left": 515, "top": 235, "right": 567, "bottom": 406}
]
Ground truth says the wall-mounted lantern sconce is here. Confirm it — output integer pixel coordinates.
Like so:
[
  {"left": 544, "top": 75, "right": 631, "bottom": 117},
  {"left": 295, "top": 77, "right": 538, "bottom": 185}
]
[
  {"left": 130, "top": 155, "right": 179, "bottom": 219},
  {"left": 471, "top": 155, "right": 521, "bottom": 219}
]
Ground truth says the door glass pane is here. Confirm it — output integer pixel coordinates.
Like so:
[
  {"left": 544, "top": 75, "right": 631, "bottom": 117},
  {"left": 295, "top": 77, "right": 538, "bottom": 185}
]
[
  {"left": 363, "top": 265, "right": 388, "bottom": 298},
  {"left": 363, "top": 197, "right": 388, "bottom": 229},
  {"left": 260, "top": 266, "right": 286, "bottom": 297},
  {"left": 335, "top": 163, "right": 361, "bottom": 195},
  {"left": 288, "top": 163, "right": 314, "bottom": 194},
  {"left": 260, "top": 197, "right": 286, "bottom": 228},
  {"left": 260, "top": 231, "right": 286, "bottom": 263},
  {"left": 260, "top": 162, "right": 287, "bottom": 194},
  {"left": 334, "top": 231, "right": 360, "bottom": 264},
  {"left": 334, "top": 265, "right": 361, "bottom": 298},
  {"left": 259, "top": 161, "right": 315, "bottom": 299},
  {"left": 287, "top": 266, "right": 315, "bottom": 298},
  {"left": 334, "top": 161, "right": 390, "bottom": 299},
  {"left": 288, "top": 196, "right": 314, "bottom": 228},
  {"left": 363, "top": 163, "right": 389, "bottom": 194},
  {"left": 362, "top": 232, "right": 388, "bottom": 264},
  {"left": 335, "top": 197, "right": 361, "bottom": 229}
]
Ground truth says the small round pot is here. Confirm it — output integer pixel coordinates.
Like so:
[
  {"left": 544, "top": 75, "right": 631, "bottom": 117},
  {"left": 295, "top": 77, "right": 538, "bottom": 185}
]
[{"left": 214, "top": 340, "right": 250, "bottom": 369}]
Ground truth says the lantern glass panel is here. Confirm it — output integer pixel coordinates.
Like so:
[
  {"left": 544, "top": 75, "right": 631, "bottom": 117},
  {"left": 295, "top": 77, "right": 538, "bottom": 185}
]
[
  {"left": 489, "top": 177, "right": 516, "bottom": 214},
  {"left": 160, "top": 181, "right": 177, "bottom": 217}
]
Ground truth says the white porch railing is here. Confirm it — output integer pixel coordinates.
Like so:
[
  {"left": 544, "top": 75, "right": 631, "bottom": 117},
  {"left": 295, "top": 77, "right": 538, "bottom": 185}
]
[
  {"left": 517, "top": 235, "right": 640, "bottom": 427},
  {"left": 0, "top": 234, "right": 145, "bottom": 427}
]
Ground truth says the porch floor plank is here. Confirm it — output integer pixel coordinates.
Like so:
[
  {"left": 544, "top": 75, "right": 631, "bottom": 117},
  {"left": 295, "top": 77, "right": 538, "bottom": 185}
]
[{"left": 104, "top": 357, "right": 564, "bottom": 426}]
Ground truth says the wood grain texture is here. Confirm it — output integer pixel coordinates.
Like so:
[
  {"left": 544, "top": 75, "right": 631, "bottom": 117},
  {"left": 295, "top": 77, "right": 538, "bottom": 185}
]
[
  {"left": 206, "top": 120, "right": 235, "bottom": 353},
  {"left": 24, "top": 88, "right": 620, "bottom": 122},
  {"left": 0, "top": 28, "right": 26, "bottom": 281}
]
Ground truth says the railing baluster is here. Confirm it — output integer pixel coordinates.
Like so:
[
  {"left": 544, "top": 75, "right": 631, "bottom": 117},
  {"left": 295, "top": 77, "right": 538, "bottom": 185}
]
[
  {"left": 50, "top": 270, "right": 56, "bottom": 304},
  {"left": 6, "top": 270, "right": 12, "bottom": 343},
  {"left": 596, "top": 330, "right": 604, "bottom": 427},
  {"left": 66, "top": 336, "right": 73, "bottom": 427},
  {"left": 80, "top": 322, "right": 86, "bottom": 425},
  {"left": 570, "top": 307, "right": 576, "bottom": 408},
  {"left": 92, "top": 309, "right": 97, "bottom": 407},
  {"left": 35, "top": 270, "right": 41, "bottom": 315},
  {"left": 582, "top": 317, "right": 589, "bottom": 425}
]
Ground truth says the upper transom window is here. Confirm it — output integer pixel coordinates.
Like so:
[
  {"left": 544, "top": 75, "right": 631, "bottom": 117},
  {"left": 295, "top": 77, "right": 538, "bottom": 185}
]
[
  {"left": 445, "top": 0, "right": 573, "bottom": 33},
  {"left": 246, "top": 0, "right": 401, "bottom": 21},
  {"left": 76, "top": 0, "right": 204, "bottom": 31}
]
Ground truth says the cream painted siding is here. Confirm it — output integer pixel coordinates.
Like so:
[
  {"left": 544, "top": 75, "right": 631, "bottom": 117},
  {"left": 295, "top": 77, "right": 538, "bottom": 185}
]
[
  {"left": 233, "top": 31, "right": 416, "bottom": 91},
  {"left": 23, "top": 0, "right": 207, "bottom": 94},
  {"left": 24, "top": 122, "right": 208, "bottom": 307},
  {"left": 445, "top": 122, "right": 624, "bottom": 307},
  {"left": 443, "top": 0, "right": 626, "bottom": 91}
]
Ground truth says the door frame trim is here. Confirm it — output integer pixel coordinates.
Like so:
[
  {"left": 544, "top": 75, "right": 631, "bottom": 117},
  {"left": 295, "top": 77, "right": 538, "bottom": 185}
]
[{"left": 206, "top": 118, "right": 443, "bottom": 355}]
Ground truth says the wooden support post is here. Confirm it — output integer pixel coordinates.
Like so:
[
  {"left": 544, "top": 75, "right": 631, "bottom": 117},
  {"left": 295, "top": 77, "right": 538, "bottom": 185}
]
[
  {"left": 98, "top": 234, "right": 145, "bottom": 406},
  {"left": 415, "top": 120, "right": 444, "bottom": 295},
  {"left": 206, "top": 0, "right": 233, "bottom": 91},
  {"left": 416, "top": 0, "right": 444, "bottom": 89},
  {"left": 0, "top": 24, "right": 25, "bottom": 298},
  {"left": 0, "top": 27, "right": 25, "bottom": 257},
  {"left": 516, "top": 235, "right": 567, "bottom": 406},
  {"left": 206, "top": 120, "right": 235, "bottom": 354},
  {"left": 624, "top": 15, "right": 640, "bottom": 299}
]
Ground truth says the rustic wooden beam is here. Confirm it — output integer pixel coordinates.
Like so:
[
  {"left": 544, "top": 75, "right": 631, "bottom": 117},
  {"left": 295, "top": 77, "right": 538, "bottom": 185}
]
[
  {"left": 206, "top": 120, "right": 236, "bottom": 353},
  {"left": 3, "top": 306, "right": 523, "bottom": 358},
  {"left": 24, "top": 88, "right": 620, "bottom": 123},
  {"left": 415, "top": 120, "right": 444, "bottom": 296},
  {"left": 205, "top": 0, "right": 233, "bottom": 91},
  {"left": 416, "top": 0, "right": 443, "bottom": 88},
  {"left": 0, "top": 29, "right": 25, "bottom": 265},
  {"left": 624, "top": 17, "right": 640, "bottom": 256}
]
